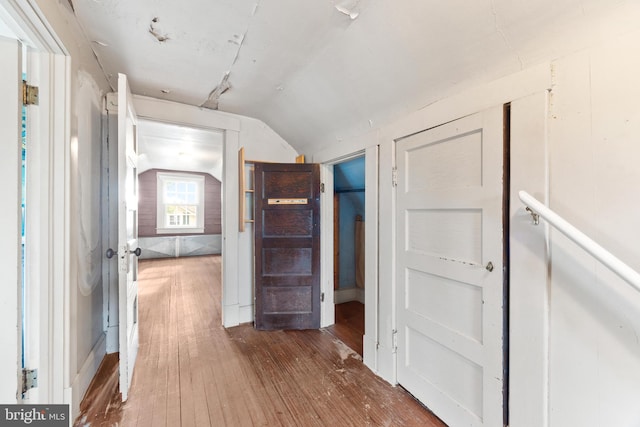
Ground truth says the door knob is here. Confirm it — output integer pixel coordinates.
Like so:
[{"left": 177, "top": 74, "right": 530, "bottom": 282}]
[
  {"left": 106, "top": 248, "right": 141, "bottom": 258},
  {"left": 485, "top": 261, "right": 494, "bottom": 272}
]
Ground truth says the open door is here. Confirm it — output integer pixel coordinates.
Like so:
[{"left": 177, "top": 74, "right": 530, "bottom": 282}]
[
  {"left": 254, "top": 162, "right": 321, "bottom": 330},
  {"left": 395, "top": 107, "right": 505, "bottom": 426},
  {"left": 116, "top": 73, "right": 140, "bottom": 401}
]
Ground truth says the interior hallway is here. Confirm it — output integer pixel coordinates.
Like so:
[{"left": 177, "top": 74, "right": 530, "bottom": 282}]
[{"left": 77, "top": 255, "right": 445, "bottom": 426}]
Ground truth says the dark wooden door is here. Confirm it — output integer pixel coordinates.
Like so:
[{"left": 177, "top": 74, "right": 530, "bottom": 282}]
[{"left": 254, "top": 162, "right": 321, "bottom": 330}]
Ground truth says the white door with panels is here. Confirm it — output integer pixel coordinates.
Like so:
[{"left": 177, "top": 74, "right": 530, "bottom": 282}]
[
  {"left": 116, "top": 73, "right": 141, "bottom": 401},
  {"left": 395, "top": 107, "right": 505, "bottom": 427}
]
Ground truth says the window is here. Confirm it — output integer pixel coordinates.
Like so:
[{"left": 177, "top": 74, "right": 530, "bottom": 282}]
[{"left": 157, "top": 172, "right": 205, "bottom": 234}]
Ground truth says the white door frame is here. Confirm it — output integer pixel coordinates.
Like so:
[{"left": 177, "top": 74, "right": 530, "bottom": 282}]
[
  {"left": 316, "top": 146, "right": 379, "bottom": 370},
  {"left": 0, "top": 0, "right": 70, "bottom": 405},
  {"left": 0, "top": 33, "right": 23, "bottom": 404},
  {"left": 104, "top": 95, "right": 242, "bottom": 340}
]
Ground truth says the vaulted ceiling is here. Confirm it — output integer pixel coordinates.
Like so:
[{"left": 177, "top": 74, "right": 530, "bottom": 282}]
[{"left": 71, "top": 0, "right": 628, "bottom": 154}]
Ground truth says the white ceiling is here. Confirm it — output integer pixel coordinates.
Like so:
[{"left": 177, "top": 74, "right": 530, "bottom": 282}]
[
  {"left": 71, "top": 0, "right": 634, "bottom": 155},
  {"left": 137, "top": 119, "right": 223, "bottom": 179}
]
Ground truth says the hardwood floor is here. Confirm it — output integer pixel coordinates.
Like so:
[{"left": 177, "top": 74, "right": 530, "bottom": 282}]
[
  {"left": 75, "top": 255, "right": 445, "bottom": 427},
  {"left": 326, "top": 301, "right": 365, "bottom": 356}
]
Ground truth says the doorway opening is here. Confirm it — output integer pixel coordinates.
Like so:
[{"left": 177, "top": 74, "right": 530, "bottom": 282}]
[
  {"left": 327, "top": 156, "right": 365, "bottom": 356},
  {"left": 136, "top": 120, "right": 224, "bottom": 260}
]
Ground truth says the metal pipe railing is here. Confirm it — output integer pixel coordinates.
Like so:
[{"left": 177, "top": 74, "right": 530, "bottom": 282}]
[{"left": 519, "top": 190, "right": 640, "bottom": 293}]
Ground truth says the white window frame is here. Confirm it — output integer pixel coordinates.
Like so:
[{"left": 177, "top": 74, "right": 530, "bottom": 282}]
[{"left": 156, "top": 172, "right": 205, "bottom": 234}]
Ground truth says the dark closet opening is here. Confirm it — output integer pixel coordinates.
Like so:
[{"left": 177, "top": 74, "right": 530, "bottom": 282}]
[{"left": 327, "top": 156, "right": 365, "bottom": 356}]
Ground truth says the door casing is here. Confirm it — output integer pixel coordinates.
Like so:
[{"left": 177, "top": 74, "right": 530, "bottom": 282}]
[{"left": 0, "top": 0, "right": 70, "bottom": 407}]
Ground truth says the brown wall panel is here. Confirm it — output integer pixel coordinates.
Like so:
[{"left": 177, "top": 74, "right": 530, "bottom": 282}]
[{"left": 138, "top": 169, "right": 222, "bottom": 237}]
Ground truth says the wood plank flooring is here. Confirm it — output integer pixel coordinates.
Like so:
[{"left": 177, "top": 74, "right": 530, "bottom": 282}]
[
  {"left": 326, "top": 301, "right": 365, "bottom": 356},
  {"left": 76, "top": 255, "right": 445, "bottom": 427}
]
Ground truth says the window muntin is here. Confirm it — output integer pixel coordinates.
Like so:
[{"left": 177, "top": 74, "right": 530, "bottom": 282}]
[{"left": 157, "top": 173, "right": 204, "bottom": 234}]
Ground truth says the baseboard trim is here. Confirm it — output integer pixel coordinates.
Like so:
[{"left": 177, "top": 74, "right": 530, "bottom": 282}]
[
  {"left": 106, "top": 325, "right": 118, "bottom": 353},
  {"left": 70, "top": 332, "right": 107, "bottom": 422},
  {"left": 335, "top": 287, "right": 365, "bottom": 304},
  {"left": 239, "top": 304, "right": 254, "bottom": 324},
  {"left": 223, "top": 303, "right": 240, "bottom": 327},
  {"left": 363, "top": 333, "right": 377, "bottom": 372}
]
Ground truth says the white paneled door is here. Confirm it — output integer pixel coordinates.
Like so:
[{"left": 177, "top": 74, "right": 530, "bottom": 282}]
[
  {"left": 117, "top": 73, "right": 141, "bottom": 401},
  {"left": 395, "top": 107, "right": 505, "bottom": 427}
]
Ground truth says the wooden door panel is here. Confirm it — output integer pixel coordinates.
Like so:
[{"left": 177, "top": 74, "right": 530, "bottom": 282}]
[
  {"left": 263, "top": 170, "right": 315, "bottom": 198},
  {"left": 263, "top": 247, "right": 313, "bottom": 276},
  {"left": 263, "top": 287, "right": 313, "bottom": 312},
  {"left": 263, "top": 209, "right": 313, "bottom": 237},
  {"left": 255, "top": 163, "right": 320, "bottom": 330}
]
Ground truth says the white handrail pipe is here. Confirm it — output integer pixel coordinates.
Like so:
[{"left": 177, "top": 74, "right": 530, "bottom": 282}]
[{"left": 519, "top": 190, "right": 640, "bottom": 293}]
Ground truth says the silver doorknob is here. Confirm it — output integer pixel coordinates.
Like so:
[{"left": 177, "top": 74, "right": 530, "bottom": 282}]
[{"left": 106, "top": 248, "right": 117, "bottom": 259}]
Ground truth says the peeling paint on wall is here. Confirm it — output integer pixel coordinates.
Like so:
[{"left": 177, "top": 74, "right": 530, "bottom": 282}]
[
  {"left": 149, "top": 17, "right": 170, "bottom": 43},
  {"left": 335, "top": 0, "right": 360, "bottom": 20},
  {"left": 201, "top": 71, "right": 232, "bottom": 110},
  {"left": 200, "top": 2, "right": 264, "bottom": 109}
]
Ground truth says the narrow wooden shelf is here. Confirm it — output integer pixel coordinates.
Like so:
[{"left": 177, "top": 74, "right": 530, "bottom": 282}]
[{"left": 239, "top": 147, "right": 255, "bottom": 231}]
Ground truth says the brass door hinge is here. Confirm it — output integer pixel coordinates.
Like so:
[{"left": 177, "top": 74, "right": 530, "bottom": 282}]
[{"left": 22, "top": 81, "right": 39, "bottom": 105}]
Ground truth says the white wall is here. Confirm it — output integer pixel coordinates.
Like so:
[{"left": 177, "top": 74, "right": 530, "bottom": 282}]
[
  {"left": 546, "top": 34, "right": 640, "bottom": 427},
  {"left": 311, "top": 23, "right": 640, "bottom": 427},
  {"left": 68, "top": 70, "right": 107, "bottom": 412},
  {"left": 31, "top": 0, "right": 112, "bottom": 416}
]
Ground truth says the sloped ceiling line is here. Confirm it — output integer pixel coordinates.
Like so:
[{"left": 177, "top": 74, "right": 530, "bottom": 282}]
[
  {"left": 68, "top": 3, "right": 115, "bottom": 92},
  {"left": 489, "top": 0, "right": 523, "bottom": 69}
]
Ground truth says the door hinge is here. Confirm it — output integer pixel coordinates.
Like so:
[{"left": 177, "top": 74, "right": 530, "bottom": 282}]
[
  {"left": 22, "top": 81, "right": 39, "bottom": 106},
  {"left": 321, "top": 292, "right": 325, "bottom": 302},
  {"left": 392, "top": 167, "right": 398, "bottom": 187},
  {"left": 392, "top": 329, "right": 398, "bottom": 353},
  {"left": 320, "top": 183, "right": 325, "bottom": 193},
  {"left": 21, "top": 368, "right": 38, "bottom": 394}
]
